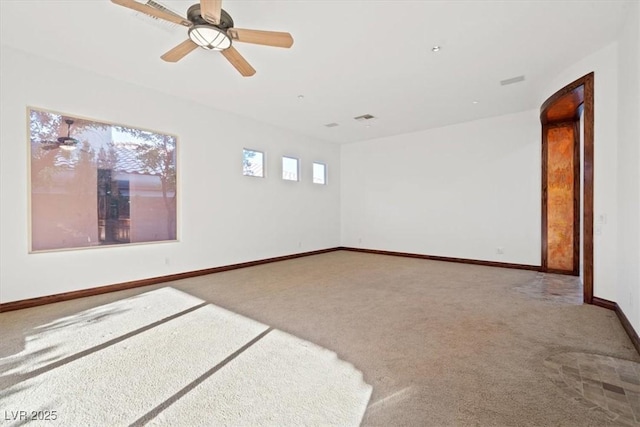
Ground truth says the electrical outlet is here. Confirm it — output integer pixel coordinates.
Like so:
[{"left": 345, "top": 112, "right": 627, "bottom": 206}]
[
  {"left": 164, "top": 257, "right": 170, "bottom": 266},
  {"left": 496, "top": 247, "right": 504, "bottom": 255},
  {"left": 358, "top": 237, "right": 362, "bottom": 244}
]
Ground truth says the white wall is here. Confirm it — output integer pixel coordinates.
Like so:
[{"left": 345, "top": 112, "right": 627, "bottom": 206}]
[
  {"left": 0, "top": 46, "right": 341, "bottom": 303},
  {"left": 616, "top": 0, "right": 640, "bottom": 330},
  {"left": 340, "top": 35, "right": 636, "bottom": 318},
  {"left": 540, "top": 42, "right": 620, "bottom": 302},
  {"left": 341, "top": 109, "right": 541, "bottom": 265}
]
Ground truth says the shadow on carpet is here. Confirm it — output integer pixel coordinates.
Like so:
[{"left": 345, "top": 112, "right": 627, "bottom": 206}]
[{"left": 0, "top": 288, "right": 372, "bottom": 426}]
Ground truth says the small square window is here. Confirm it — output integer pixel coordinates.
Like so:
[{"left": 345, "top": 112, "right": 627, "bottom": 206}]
[
  {"left": 313, "top": 162, "right": 327, "bottom": 185},
  {"left": 243, "top": 149, "right": 264, "bottom": 177},
  {"left": 282, "top": 156, "right": 299, "bottom": 181}
]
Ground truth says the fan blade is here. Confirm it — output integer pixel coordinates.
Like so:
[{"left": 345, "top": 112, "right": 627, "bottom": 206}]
[
  {"left": 41, "top": 142, "right": 59, "bottom": 150},
  {"left": 161, "top": 39, "right": 199, "bottom": 62},
  {"left": 111, "top": 0, "right": 191, "bottom": 27},
  {"left": 200, "top": 0, "right": 222, "bottom": 25},
  {"left": 221, "top": 47, "right": 256, "bottom": 77},
  {"left": 228, "top": 28, "right": 294, "bottom": 48}
]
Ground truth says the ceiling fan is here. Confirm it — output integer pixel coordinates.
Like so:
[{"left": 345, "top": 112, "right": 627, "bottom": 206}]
[
  {"left": 39, "top": 119, "right": 79, "bottom": 151},
  {"left": 111, "top": 0, "right": 294, "bottom": 77}
]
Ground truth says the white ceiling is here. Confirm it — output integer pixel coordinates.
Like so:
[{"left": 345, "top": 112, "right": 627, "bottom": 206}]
[{"left": 0, "top": 0, "right": 631, "bottom": 144}]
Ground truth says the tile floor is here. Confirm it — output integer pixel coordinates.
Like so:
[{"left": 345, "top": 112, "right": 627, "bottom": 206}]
[
  {"left": 519, "top": 272, "right": 640, "bottom": 425},
  {"left": 545, "top": 352, "right": 640, "bottom": 426},
  {"left": 514, "top": 271, "right": 583, "bottom": 305}
]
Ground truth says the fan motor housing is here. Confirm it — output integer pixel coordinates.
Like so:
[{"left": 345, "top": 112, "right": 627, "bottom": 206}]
[
  {"left": 57, "top": 137, "right": 79, "bottom": 144},
  {"left": 187, "top": 5, "right": 234, "bottom": 30}
]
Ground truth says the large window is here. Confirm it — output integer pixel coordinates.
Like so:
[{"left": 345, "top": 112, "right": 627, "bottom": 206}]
[
  {"left": 313, "top": 162, "right": 327, "bottom": 185},
  {"left": 243, "top": 149, "right": 264, "bottom": 177},
  {"left": 282, "top": 156, "right": 299, "bottom": 181},
  {"left": 29, "top": 107, "right": 177, "bottom": 252}
]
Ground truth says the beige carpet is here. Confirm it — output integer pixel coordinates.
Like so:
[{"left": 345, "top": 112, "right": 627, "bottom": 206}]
[{"left": 1, "top": 250, "right": 639, "bottom": 426}]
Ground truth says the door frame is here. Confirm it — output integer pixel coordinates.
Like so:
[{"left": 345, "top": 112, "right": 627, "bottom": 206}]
[{"left": 540, "top": 72, "right": 594, "bottom": 304}]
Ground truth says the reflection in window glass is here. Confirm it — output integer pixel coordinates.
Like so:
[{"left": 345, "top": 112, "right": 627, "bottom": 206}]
[
  {"left": 29, "top": 108, "right": 177, "bottom": 252},
  {"left": 313, "top": 162, "right": 327, "bottom": 185},
  {"left": 282, "top": 156, "right": 299, "bottom": 181},
  {"left": 243, "top": 149, "right": 264, "bottom": 177}
]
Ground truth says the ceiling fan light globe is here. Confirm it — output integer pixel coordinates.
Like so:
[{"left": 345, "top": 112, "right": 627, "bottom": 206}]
[
  {"left": 59, "top": 144, "right": 77, "bottom": 151},
  {"left": 188, "top": 25, "right": 232, "bottom": 51}
]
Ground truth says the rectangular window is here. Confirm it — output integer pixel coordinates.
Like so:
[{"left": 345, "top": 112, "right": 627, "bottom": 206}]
[
  {"left": 243, "top": 149, "right": 264, "bottom": 177},
  {"left": 282, "top": 156, "right": 299, "bottom": 181},
  {"left": 313, "top": 162, "right": 327, "bottom": 185},
  {"left": 29, "top": 107, "right": 177, "bottom": 252}
]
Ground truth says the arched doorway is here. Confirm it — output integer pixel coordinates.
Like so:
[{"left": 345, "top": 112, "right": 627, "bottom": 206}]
[{"left": 540, "top": 73, "right": 594, "bottom": 304}]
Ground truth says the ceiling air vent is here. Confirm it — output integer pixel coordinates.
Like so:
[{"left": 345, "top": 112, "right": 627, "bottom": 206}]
[
  {"left": 146, "top": 0, "right": 175, "bottom": 14},
  {"left": 500, "top": 75, "right": 525, "bottom": 86},
  {"left": 324, "top": 123, "right": 339, "bottom": 128},
  {"left": 354, "top": 114, "right": 376, "bottom": 122},
  {"left": 131, "top": 0, "right": 180, "bottom": 32}
]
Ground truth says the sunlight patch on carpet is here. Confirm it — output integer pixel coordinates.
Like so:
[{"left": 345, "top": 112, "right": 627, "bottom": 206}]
[
  {"left": 0, "top": 288, "right": 204, "bottom": 376},
  {"left": 147, "top": 329, "right": 372, "bottom": 426},
  {"left": 366, "top": 386, "right": 414, "bottom": 414},
  {"left": 0, "top": 288, "right": 372, "bottom": 426}
]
